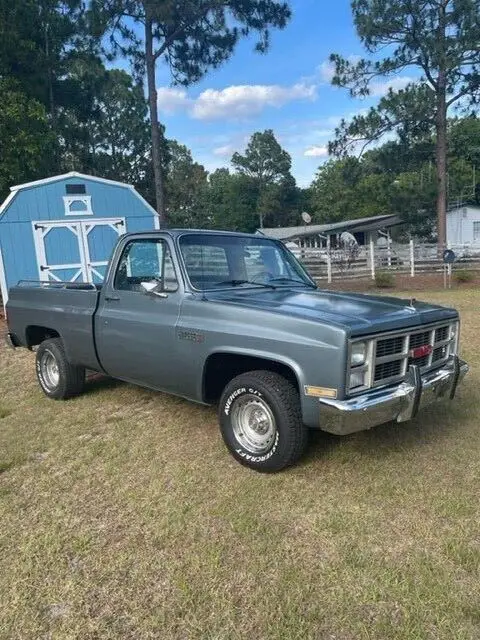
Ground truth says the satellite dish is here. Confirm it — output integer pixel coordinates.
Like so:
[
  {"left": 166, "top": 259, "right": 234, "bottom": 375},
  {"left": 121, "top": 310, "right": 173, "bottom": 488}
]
[
  {"left": 443, "top": 249, "right": 456, "bottom": 264},
  {"left": 301, "top": 212, "right": 312, "bottom": 224}
]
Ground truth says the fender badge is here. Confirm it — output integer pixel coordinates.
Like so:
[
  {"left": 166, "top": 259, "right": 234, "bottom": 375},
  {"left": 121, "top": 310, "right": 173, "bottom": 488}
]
[{"left": 178, "top": 330, "right": 205, "bottom": 344}]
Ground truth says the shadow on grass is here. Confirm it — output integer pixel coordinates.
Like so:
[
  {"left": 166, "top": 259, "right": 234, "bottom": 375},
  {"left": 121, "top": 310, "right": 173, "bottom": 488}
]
[
  {"left": 81, "top": 370, "right": 473, "bottom": 469},
  {"left": 84, "top": 374, "right": 123, "bottom": 396},
  {"left": 303, "top": 398, "right": 472, "bottom": 467}
]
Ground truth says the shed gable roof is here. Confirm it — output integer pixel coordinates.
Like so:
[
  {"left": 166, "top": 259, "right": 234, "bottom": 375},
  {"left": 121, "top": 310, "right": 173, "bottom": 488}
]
[{"left": 0, "top": 172, "right": 158, "bottom": 219}]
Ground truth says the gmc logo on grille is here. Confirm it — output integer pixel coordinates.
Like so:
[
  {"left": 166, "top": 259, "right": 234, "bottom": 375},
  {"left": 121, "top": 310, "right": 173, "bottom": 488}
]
[{"left": 409, "top": 344, "right": 433, "bottom": 359}]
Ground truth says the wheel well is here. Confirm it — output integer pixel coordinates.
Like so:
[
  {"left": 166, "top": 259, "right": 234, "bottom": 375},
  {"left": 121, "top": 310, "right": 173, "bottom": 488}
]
[
  {"left": 25, "top": 326, "right": 60, "bottom": 348},
  {"left": 203, "top": 353, "right": 299, "bottom": 404}
]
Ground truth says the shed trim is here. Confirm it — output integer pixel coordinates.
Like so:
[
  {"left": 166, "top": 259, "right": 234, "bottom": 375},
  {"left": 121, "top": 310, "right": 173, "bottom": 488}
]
[
  {"left": 63, "top": 195, "right": 94, "bottom": 216},
  {"left": 0, "top": 243, "right": 9, "bottom": 305},
  {"left": 10, "top": 171, "right": 135, "bottom": 192},
  {"left": 0, "top": 190, "right": 18, "bottom": 218},
  {"left": 31, "top": 217, "right": 126, "bottom": 283}
]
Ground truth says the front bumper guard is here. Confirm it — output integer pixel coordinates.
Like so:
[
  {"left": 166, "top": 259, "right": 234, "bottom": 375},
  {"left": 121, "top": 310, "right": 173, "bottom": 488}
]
[{"left": 319, "top": 356, "right": 469, "bottom": 436}]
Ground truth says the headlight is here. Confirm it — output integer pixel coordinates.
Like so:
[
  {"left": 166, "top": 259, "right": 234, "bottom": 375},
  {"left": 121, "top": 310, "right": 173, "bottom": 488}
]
[
  {"left": 351, "top": 342, "right": 367, "bottom": 367},
  {"left": 349, "top": 369, "right": 367, "bottom": 390}
]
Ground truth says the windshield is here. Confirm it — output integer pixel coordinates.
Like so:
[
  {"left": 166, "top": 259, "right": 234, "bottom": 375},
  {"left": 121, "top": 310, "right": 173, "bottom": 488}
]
[{"left": 179, "top": 234, "right": 316, "bottom": 291}]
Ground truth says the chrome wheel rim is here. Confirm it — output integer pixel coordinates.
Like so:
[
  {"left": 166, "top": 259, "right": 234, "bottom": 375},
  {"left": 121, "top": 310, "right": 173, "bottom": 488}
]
[
  {"left": 40, "top": 350, "right": 60, "bottom": 390},
  {"left": 231, "top": 394, "right": 277, "bottom": 454}
]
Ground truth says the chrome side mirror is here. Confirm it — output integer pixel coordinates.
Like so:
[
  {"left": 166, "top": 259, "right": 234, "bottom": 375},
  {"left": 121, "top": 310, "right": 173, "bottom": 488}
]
[{"left": 141, "top": 281, "right": 168, "bottom": 298}]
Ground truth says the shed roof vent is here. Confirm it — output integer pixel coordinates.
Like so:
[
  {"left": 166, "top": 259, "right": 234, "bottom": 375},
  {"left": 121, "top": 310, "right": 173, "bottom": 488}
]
[{"left": 66, "top": 184, "right": 86, "bottom": 195}]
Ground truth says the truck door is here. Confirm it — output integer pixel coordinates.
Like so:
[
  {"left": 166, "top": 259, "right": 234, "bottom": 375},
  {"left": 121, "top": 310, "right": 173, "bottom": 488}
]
[{"left": 95, "top": 235, "right": 183, "bottom": 391}]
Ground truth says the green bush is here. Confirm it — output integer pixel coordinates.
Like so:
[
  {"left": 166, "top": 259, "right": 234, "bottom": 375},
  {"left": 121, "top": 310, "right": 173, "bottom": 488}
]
[
  {"left": 375, "top": 271, "right": 395, "bottom": 288},
  {"left": 454, "top": 269, "right": 475, "bottom": 284}
]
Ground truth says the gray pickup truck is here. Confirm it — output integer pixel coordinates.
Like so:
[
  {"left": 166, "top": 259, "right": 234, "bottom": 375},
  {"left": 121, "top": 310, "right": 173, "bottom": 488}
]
[{"left": 6, "top": 229, "right": 469, "bottom": 472}]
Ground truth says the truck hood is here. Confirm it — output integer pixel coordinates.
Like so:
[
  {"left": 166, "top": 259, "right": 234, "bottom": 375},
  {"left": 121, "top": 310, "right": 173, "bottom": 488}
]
[{"left": 207, "top": 288, "right": 458, "bottom": 336}]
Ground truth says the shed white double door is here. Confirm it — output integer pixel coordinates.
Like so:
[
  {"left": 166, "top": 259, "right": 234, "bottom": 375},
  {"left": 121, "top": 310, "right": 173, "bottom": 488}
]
[{"left": 33, "top": 218, "right": 125, "bottom": 284}]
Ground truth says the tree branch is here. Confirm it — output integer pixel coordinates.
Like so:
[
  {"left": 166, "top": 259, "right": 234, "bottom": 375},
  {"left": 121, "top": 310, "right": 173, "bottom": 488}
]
[
  {"left": 446, "top": 87, "right": 474, "bottom": 108},
  {"left": 154, "top": 23, "right": 187, "bottom": 59}
]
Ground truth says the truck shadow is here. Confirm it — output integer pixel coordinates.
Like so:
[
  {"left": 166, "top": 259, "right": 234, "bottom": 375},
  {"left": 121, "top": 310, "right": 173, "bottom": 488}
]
[
  {"left": 84, "top": 373, "right": 123, "bottom": 395},
  {"left": 82, "top": 372, "right": 473, "bottom": 468},
  {"left": 304, "top": 398, "right": 472, "bottom": 466}
]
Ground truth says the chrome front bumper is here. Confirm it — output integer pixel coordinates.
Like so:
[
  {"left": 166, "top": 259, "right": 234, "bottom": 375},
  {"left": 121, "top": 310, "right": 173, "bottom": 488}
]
[{"left": 319, "top": 356, "right": 469, "bottom": 436}]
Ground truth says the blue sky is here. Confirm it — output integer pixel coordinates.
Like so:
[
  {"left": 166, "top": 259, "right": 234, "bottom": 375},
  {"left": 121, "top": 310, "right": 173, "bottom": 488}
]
[{"left": 151, "top": 0, "right": 413, "bottom": 186}]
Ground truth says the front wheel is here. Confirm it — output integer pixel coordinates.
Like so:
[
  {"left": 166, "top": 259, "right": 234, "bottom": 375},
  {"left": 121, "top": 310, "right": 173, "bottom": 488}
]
[
  {"left": 36, "top": 338, "right": 85, "bottom": 400},
  {"left": 219, "top": 371, "right": 308, "bottom": 473}
]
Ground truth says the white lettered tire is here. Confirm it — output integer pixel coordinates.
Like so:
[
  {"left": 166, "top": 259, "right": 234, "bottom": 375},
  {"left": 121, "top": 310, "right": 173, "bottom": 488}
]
[
  {"left": 219, "top": 370, "right": 308, "bottom": 473},
  {"left": 36, "top": 338, "right": 85, "bottom": 400}
]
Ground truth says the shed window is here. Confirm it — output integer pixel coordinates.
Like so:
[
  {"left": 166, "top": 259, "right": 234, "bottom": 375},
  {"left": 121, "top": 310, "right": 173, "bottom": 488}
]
[
  {"left": 63, "top": 195, "right": 93, "bottom": 216},
  {"left": 473, "top": 221, "right": 480, "bottom": 241},
  {"left": 66, "top": 184, "right": 86, "bottom": 195}
]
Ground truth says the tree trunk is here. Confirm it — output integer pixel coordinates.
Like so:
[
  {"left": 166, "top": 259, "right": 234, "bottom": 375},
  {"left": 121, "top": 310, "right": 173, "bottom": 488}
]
[
  {"left": 145, "top": 18, "right": 166, "bottom": 225},
  {"left": 435, "top": 79, "right": 448, "bottom": 250},
  {"left": 44, "top": 16, "right": 56, "bottom": 131},
  {"left": 435, "top": 2, "right": 448, "bottom": 251}
]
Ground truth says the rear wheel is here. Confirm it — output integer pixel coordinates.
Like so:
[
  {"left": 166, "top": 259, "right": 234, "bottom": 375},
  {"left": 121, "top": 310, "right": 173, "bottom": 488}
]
[
  {"left": 36, "top": 338, "right": 85, "bottom": 400},
  {"left": 219, "top": 370, "right": 308, "bottom": 473}
]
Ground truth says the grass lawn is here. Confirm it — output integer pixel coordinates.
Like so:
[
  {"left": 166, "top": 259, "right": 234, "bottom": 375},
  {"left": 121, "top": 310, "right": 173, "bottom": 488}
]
[{"left": 0, "top": 288, "right": 479, "bottom": 639}]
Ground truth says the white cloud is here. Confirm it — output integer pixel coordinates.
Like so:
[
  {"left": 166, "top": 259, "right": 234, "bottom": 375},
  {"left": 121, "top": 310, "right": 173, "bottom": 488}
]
[
  {"left": 304, "top": 145, "right": 329, "bottom": 158},
  {"left": 157, "top": 82, "right": 317, "bottom": 120},
  {"left": 157, "top": 87, "right": 191, "bottom": 114},
  {"left": 369, "top": 76, "right": 415, "bottom": 97},
  {"left": 192, "top": 83, "right": 317, "bottom": 120},
  {"left": 318, "top": 60, "right": 335, "bottom": 83},
  {"left": 213, "top": 144, "right": 235, "bottom": 157},
  {"left": 318, "top": 55, "right": 361, "bottom": 85}
]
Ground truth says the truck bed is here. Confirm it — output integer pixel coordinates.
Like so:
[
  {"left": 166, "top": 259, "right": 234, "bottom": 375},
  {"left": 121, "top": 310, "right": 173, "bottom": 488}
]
[{"left": 6, "top": 282, "right": 102, "bottom": 370}]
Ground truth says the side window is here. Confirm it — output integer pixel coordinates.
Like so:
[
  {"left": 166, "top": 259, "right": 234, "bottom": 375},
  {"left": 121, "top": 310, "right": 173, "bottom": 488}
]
[{"left": 114, "top": 239, "right": 178, "bottom": 292}]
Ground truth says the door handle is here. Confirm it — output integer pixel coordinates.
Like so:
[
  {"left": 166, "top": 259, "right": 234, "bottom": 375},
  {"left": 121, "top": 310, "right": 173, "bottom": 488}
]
[{"left": 104, "top": 295, "right": 120, "bottom": 302}]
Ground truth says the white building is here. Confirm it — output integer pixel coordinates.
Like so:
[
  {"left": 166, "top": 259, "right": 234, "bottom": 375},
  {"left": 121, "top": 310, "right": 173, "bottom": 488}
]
[{"left": 447, "top": 206, "right": 480, "bottom": 246}]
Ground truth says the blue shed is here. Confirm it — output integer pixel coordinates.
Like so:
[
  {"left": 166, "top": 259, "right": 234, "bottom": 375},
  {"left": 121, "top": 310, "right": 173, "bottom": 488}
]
[{"left": 0, "top": 172, "right": 159, "bottom": 303}]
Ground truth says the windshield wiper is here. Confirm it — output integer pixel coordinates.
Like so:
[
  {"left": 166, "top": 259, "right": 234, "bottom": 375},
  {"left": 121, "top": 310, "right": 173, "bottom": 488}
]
[
  {"left": 216, "top": 279, "right": 277, "bottom": 289},
  {"left": 268, "top": 277, "right": 317, "bottom": 289}
]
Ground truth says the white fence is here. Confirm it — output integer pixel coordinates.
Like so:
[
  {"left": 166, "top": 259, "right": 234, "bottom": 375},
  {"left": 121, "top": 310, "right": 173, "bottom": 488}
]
[{"left": 290, "top": 241, "right": 480, "bottom": 283}]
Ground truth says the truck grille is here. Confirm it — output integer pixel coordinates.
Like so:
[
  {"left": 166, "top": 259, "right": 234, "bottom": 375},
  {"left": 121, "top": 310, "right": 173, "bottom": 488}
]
[
  {"left": 376, "top": 335, "right": 404, "bottom": 358},
  {"left": 372, "top": 322, "right": 456, "bottom": 388},
  {"left": 350, "top": 321, "right": 458, "bottom": 394},
  {"left": 409, "top": 331, "right": 431, "bottom": 350},
  {"left": 374, "top": 360, "right": 403, "bottom": 382}
]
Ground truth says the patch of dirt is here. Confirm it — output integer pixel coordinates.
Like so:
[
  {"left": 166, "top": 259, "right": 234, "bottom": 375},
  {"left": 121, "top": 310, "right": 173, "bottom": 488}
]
[{"left": 45, "top": 603, "right": 71, "bottom": 619}]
